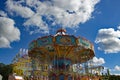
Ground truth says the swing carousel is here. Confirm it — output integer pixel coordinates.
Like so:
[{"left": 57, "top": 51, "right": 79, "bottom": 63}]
[{"left": 28, "top": 28, "right": 97, "bottom": 80}]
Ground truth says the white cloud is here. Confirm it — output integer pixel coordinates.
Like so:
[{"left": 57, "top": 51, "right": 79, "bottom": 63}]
[
  {"left": 23, "top": 14, "right": 49, "bottom": 34},
  {"left": 115, "top": 65, "right": 120, "bottom": 71},
  {"left": 0, "top": 10, "right": 7, "bottom": 17},
  {"left": 92, "top": 57, "right": 105, "bottom": 65},
  {"left": 95, "top": 27, "right": 120, "bottom": 53},
  {"left": 6, "top": 0, "right": 35, "bottom": 18},
  {"left": 113, "top": 73, "right": 120, "bottom": 75},
  {"left": 6, "top": 0, "right": 100, "bottom": 34},
  {"left": 117, "top": 26, "right": 120, "bottom": 30},
  {"left": 0, "top": 17, "right": 20, "bottom": 48}
]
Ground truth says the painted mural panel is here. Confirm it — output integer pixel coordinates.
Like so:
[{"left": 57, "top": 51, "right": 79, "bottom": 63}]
[
  {"left": 55, "top": 35, "right": 76, "bottom": 45},
  {"left": 37, "top": 36, "right": 53, "bottom": 47},
  {"left": 78, "top": 37, "right": 91, "bottom": 49}
]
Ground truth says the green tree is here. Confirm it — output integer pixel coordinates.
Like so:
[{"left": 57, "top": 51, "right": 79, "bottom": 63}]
[
  {"left": 107, "top": 69, "right": 110, "bottom": 76},
  {"left": 0, "top": 63, "right": 13, "bottom": 80},
  {"left": 109, "top": 75, "right": 120, "bottom": 80}
]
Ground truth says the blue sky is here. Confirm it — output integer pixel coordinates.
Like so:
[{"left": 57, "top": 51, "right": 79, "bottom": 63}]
[{"left": 0, "top": 0, "right": 120, "bottom": 75}]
